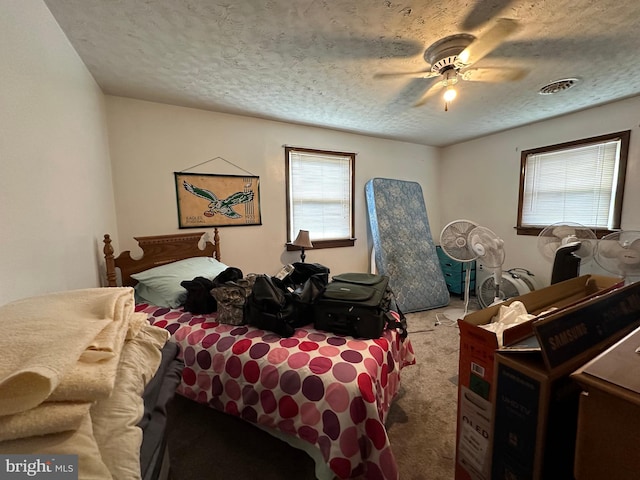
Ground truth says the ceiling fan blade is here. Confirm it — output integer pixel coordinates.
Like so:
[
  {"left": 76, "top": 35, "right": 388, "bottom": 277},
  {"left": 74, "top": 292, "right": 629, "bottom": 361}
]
[
  {"left": 413, "top": 79, "right": 443, "bottom": 107},
  {"left": 461, "top": 66, "right": 528, "bottom": 82},
  {"left": 456, "top": 18, "right": 521, "bottom": 67},
  {"left": 374, "top": 70, "right": 439, "bottom": 80},
  {"left": 460, "top": 0, "right": 519, "bottom": 31}
]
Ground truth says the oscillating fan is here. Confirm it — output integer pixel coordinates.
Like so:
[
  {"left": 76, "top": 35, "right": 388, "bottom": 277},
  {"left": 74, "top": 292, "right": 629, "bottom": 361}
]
[
  {"left": 594, "top": 231, "right": 640, "bottom": 284},
  {"left": 476, "top": 268, "right": 539, "bottom": 309},
  {"left": 468, "top": 225, "right": 506, "bottom": 306},
  {"left": 439, "top": 219, "right": 480, "bottom": 320},
  {"left": 537, "top": 222, "right": 597, "bottom": 284}
]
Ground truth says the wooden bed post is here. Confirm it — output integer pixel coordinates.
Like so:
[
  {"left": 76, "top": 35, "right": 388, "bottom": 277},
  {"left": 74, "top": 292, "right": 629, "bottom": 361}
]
[
  {"left": 213, "top": 228, "right": 221, "bottom": 261},
  {"left": 103, "top": 234, "right": 117, "bottom": 287}
]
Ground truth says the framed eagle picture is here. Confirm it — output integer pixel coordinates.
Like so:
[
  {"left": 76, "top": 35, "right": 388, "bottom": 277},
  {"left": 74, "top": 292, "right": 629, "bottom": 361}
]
[{"left": 174, "top": 172, "right": 261, "bottom": 228}]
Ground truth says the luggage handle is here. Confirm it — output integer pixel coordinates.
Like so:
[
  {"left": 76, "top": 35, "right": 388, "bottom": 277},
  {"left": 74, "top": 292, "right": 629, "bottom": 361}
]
[
  {"left": 332, "top": 273, "right": 386, "bottom": 286},
  {"left": 321, "top": 284, "right": 376, "bottom": 302}
]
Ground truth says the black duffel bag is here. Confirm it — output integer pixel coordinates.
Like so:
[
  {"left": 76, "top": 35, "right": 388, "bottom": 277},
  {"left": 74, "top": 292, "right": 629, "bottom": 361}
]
[
  {"left": 245, "top": 271, "right": 328, "bottom": 336},
  {"left": 282, "top": 262, "right": 330, "bottom": 290},
  {"left": 245, "top": 275, "right": 297, "bottom": 337}
]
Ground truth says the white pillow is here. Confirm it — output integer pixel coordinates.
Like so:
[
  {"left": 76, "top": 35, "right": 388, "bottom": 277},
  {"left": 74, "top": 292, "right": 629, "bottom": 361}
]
[
  {"left": 134, "top": 282, "right": 170, "bottom": 308},
  {"left": 131, "top": 257, "right": 228, "bottom": 308}
]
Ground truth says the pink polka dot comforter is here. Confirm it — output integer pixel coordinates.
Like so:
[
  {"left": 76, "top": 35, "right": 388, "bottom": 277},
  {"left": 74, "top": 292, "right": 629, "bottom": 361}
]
[{"left": 137, "top": 303, "right": 416, "bottom": 480}]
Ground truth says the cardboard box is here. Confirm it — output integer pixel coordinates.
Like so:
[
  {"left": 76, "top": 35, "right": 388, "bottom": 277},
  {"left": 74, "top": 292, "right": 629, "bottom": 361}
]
[
  {"left": 571, "top": 326, "right": 640, "bottom": 480},
  {"left": 490, "top": 280, "right": 640, "bottom": 480},
  {"left": 455, "top": 275, "right": 624, "bottom": 480}
]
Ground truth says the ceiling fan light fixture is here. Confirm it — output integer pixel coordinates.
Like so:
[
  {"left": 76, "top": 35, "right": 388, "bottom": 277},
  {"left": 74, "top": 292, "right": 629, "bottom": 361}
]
[
  {"left": 378, "top": 18, "right": 522, "bottom": 111},
  {"left": 443, "top": 86, "right": 457, "bottom": 102},
  {"left": 442, "top": 69, "right": 458, "bottom": 110},
  {"left": 424, "top": 34, "right": 476, "bottom": 71}
]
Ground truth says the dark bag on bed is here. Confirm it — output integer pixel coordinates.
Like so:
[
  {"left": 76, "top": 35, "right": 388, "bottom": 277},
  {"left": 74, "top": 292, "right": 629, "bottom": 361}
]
[
  {"left": 244, "top": 274, "right": 297, "bottom": 337},
  {"left": 245, "top": 272, "right": 327, "bottom": 335},
  {"left": 213, "top": 267, "right": 244, "bottom": 285},
  {"left": 181, "top": 276, "right": 217, "bottom": 314},
  {"left": 282, "top": 262, "right": 330, "bottom": 290},
  {"left": 313, "top": 273, "right": 407, "bottom": 340}
]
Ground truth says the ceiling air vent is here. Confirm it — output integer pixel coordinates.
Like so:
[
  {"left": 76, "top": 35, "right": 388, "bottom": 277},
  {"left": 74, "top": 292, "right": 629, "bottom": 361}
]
[{"left": 538, "top": 78, "right": 580, "bottom": 95}]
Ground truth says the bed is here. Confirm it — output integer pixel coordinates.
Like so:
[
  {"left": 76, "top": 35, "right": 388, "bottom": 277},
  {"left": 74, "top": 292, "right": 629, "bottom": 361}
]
[
  {"left": 0, "top": 285, "right": 183, "bottom": 480},
  {"left": 103, "top": 229, "right": 416, "bottom": 480}
]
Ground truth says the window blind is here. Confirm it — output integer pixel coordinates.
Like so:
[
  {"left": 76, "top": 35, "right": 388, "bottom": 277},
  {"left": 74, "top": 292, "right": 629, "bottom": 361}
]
[
  {"left": 289, "top": 151, "right": 352, "bottom": 240},
  {"left": 521, "top": 140, "right": 621, "bottom": 228}
]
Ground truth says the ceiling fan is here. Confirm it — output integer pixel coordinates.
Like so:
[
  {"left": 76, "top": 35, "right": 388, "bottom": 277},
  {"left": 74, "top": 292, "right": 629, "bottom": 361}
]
[{"left": 375, "top": 18, "right": 526, "bottom": 110}]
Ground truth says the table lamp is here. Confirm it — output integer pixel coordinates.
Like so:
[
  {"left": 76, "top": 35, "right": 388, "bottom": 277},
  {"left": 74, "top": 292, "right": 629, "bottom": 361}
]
[{"left": 292, "top": 230, "right": 313, "bottom": 262}]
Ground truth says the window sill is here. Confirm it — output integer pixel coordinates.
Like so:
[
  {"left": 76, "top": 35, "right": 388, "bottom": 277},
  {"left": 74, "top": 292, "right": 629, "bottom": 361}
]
[
  {"left": 286, "top": 238, "right": 356, "bottom": 251},
  {"left": 515, "top": 226, "right": 618, "bottom": 239}
]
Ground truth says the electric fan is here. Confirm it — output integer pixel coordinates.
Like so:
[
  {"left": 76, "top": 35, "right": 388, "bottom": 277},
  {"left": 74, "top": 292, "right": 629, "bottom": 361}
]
[
  {"left": 468, "top": 225, "right": 506, "bottom": 306},
  {"left": 537, "top": 222, "right": 597, "bottom": 284},
  {"left": 476, "top": 267, "right": 539, "bottom": 308},
  {"left": 439, "top": 219, "right": 480, "bottom": 320},
  {"left": 594, "top": 230, "right": 640, "bottom": 284}
]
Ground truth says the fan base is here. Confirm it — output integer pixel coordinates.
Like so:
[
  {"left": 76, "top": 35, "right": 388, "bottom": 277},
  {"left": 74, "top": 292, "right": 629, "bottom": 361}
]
[{"left": 440, "top": 307, "right": 472, "bottom": 323}]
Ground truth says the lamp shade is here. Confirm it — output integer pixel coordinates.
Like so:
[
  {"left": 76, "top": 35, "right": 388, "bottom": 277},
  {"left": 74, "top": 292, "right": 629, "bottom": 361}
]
[{"left": 292, "top": 230, "right": 313, "bottom": 249}]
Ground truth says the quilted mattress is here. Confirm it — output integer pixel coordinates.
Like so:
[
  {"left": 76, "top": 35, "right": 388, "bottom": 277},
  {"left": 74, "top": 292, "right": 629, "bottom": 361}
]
[{"left": 365, "top": 177, "right": 449, "bottom": 312}]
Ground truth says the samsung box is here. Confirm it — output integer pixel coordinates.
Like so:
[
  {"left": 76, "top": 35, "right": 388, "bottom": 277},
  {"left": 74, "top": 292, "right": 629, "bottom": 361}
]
[
  {"left": 490, "top": 280, "right": 640, "bottom": 480},
  {"left": 455, "top": 275, "right": 623, "bottom": 480}
]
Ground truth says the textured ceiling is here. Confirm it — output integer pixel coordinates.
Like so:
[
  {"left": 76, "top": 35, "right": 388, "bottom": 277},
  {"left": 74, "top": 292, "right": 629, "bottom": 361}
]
[{"left": 44, "top": 0, "right": 640, "bottom": 147}]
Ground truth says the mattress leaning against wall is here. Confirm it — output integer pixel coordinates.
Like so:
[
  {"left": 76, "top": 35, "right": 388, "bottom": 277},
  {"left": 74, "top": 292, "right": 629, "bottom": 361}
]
[{"left": 365, "top": 177, "right": 450, "bottom": 312}]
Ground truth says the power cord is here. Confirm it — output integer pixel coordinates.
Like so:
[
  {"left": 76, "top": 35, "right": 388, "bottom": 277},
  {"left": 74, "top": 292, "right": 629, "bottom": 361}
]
[{"left": 434, "top": 312, "right": 459, "bottom": 328}]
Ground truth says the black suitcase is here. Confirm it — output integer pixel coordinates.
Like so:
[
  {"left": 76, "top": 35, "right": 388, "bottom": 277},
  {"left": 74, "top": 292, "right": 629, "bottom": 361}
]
[{"left": 313, "top": 273, "right": 391, "bottom": 339}]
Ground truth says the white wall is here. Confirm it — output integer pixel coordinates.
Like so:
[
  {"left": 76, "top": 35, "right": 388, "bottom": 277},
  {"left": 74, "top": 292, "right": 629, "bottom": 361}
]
[
  {"left": 439, "top": 96, "right": 640, "bottom": 286},
  {"left": 0, "top": 0, "right": 117, "bottom": 305},
  {"left": 105, "top": 96, "right": 441, "bottom": 277}
]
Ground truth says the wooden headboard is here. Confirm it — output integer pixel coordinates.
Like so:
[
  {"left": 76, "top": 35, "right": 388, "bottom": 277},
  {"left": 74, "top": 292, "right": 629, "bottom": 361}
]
[{"left": 103, "top": 229, "right": 220, "bottom": 287}]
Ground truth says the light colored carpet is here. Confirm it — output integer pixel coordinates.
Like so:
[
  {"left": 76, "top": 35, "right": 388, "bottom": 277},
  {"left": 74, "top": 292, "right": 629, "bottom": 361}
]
[{"left": 386, "top": 297, "right": 480, "bottom": 480}]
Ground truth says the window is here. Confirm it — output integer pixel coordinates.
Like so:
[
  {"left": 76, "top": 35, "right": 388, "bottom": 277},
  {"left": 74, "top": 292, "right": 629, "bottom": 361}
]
[
  {"left": 517, "top": 131, "right": 630, "bottom": 237},
  {"left": 285, "top": 146, "right": 355, "bottom": 250}
]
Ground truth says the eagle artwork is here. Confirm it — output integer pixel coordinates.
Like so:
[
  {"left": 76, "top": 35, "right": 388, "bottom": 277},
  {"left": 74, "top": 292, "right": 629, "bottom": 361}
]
[{"left": 183, "top": 180, "right": 254, "bottom": 219}]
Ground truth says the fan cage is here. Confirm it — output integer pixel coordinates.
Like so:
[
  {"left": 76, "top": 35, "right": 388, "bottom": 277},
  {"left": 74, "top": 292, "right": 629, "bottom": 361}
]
[
  {"left": 477, "top": 269, "right": 537, "bottom": 308},
  {"left": 537, "top": 222, "right": 597, "bottom": 263},
  {"left": 595, "top": 231, "right": 640, "bottom": 278},
  {"left": 440, "top": 219, "right": 479, "bottom": 262}
]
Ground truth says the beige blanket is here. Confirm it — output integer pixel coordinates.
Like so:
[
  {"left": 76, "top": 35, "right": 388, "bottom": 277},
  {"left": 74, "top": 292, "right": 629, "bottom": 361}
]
[
  {"left": 0, "top": 287, "right": 135, "bottom": 416},
  {"left": 48, "top": 312, "right": 148, "bottom": 402},
  {"left": 0, "top": 413, "right": 115, "bottom": 479},
  {"left": 0, "top": 401, "right": 91, "bottom": 442},
  {"left": 0, "top": 287, "right": 170, "bottom": 480}
]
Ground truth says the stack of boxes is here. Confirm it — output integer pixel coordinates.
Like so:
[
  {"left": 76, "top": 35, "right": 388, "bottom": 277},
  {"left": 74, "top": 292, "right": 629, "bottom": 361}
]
[{"left": 454, "top": 275, "right": 640, "bottom": 480}]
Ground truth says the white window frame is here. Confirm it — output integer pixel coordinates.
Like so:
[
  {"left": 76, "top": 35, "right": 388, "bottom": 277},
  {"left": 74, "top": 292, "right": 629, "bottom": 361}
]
[
  {"left": 516, "top": 131, "right": 630, "bottom": 236},
  {"left": 285, "top": 146, "right": 355, "bottom": 250}
]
